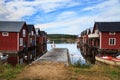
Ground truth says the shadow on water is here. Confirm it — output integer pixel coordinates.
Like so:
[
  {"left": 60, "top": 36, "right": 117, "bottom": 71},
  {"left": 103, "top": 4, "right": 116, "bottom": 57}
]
[{"left": 47, "top": 43, "right": 86, "bottom": 64}]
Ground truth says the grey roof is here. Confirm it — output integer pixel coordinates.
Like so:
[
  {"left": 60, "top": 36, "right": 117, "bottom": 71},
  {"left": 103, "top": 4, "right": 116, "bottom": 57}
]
[
  {"left": 95, "top": 22, "right": 120, "bottom": 32},
  {"left": 0, "top": 21, "right": 26, "bottom": 32},
  {"left": 27, "top": 24, "right": 35, "bottom": 33},
  {"left": 40, "top": 31, "right": 47, "bottom": 36}
]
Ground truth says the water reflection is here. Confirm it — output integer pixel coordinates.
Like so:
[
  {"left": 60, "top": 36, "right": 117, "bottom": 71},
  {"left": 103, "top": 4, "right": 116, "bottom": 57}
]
[{"left": 47, "top": 43, "right": 86, "bottom": 64}]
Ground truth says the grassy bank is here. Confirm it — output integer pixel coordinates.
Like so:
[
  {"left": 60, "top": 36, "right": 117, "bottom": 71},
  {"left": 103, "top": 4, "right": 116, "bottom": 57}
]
[
  {"left": 0, "top": 62, "right": 120, "bottom": 80},
  {"left": 70, "top": 63, "right": 120, "bottom": 80},
  {"left": 0, "top": 64, "right": 25, "bottom": 80},
  {"left": 15, "top": 61, "right": 120, "bottom": 80}
]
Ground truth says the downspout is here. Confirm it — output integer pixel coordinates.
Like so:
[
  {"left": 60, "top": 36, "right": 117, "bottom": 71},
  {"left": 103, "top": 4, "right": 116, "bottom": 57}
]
[
  {"left": 17, "top": 33, "right": 20, "bottom": 64},
  {"left": 35, "top": 34, "right": 37, "bottom": 59},
  {"left": 100, "top": 32, "right": 102, "bottom": 49}
]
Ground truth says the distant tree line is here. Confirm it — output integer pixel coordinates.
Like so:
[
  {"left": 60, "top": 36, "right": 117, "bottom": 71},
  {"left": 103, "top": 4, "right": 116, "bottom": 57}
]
[{"left": 47, "top": 34, "right": 77, "bottom": 43}]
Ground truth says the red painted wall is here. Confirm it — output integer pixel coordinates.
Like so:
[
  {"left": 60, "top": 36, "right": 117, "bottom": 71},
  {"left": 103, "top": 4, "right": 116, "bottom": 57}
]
[
  {"left": 28, "top": 27, "right": 36, "bottom": 47},
  {"left": 0, "top": 32, "right": 17, "bottom": 51},
  {"left": 83, "top": 35, "right": 88, "bottom": 44},
  {"left": 38, "top": 37, "right": 43, "bottom": 44},
  {"left": 101, "top": 32, "right": 120, "bottom": 49},
  {"left": 19, "top": 24, "right": 29, "bottom": 51}
]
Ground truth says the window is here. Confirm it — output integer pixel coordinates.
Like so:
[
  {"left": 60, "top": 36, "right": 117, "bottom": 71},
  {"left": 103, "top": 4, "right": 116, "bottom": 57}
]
[
  {"left": 20, "top": 38, "right": 23, "bottom": 46},
  {"left": 2, "top": 32, "right": 9, "bottom": 36},
  {"left": 109, "top": 32, "right": 115, "bottom": 35},
  {"left": 23, "top": 42, "right": 27, "bottom": 47},
  {"left": 30, "top": 38, "right": 32, "bottom": 43},
  {"left": 31, "top": 31, "right": 34, "bottom": 36},
  {"left": 109, "top": 38, "right": 116, "bottom": 45},
  {"left": 23, "top": 29, "right": 26, "bottom": 37}
]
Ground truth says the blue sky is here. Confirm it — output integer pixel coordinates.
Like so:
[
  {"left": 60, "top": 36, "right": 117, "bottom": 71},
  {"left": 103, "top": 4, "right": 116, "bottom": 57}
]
[{"left": 0, "top": 0, "right": 120, "bottom": 35}]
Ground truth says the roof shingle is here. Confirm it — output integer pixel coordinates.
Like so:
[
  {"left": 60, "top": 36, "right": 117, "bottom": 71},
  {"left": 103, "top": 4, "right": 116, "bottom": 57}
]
[
  {"left": 0, "top": 21, "right": 26, "bottom": 32},
  {"left": 95, "top": 22, "right": 120, "bottom": 32}
]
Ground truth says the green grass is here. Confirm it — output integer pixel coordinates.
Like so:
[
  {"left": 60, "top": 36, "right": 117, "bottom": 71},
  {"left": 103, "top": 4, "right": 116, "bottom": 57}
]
[
  {"left": 71, "top": 62, "right": 120, "bottom": 80},
  {"left": 0, "top": 64, "right": 25, "bottom": 80}
]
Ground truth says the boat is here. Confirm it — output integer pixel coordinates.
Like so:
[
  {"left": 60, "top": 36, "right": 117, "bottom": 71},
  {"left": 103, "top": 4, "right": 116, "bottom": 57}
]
[{"left": 96, "top": 55, "right": 120, "bottom": 66}]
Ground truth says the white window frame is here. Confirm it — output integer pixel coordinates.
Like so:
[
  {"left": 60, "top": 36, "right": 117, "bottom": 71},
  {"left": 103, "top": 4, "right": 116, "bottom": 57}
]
[
  {"left": 2, "top": 32, "right": 9, "bottom": 36},
  {"left": 23, "top": 29, "right": 26, "bottom": 37},
  {"left": 109, "top": 32, "right": 115, "bottom": 35},
  {"left": 109, "top": 38, "right": 116, "bottom": 46},
  {"left": 20, "top": 38, "right": 23, "bottom": 46},
  {"left": 31, "top": 31, "right": 34, "bottom": 36},
  {"left": 30, "top": 38, "right": 32, "bottom": 43}
]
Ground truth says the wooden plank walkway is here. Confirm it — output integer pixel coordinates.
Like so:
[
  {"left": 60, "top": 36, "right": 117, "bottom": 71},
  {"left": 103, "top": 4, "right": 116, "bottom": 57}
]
[{"left": 34, "top": 48, "right": 70, "bottom": 65}]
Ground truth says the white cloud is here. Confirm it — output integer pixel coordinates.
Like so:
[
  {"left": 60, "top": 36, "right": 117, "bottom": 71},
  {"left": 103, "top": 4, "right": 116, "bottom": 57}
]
[
  {"left": 0, "top": 0, "right": 120, "bottom": 34},
  {"left": 35, "top": 15, "right": 95, "bottom": 34},
  {"left": 56, "top": 11, "right": 78, "bottom": 21},
  {"left": 35, "top": 0, "right": 120, "bottom": 34},
  {"left": 37, "top": 0, "right": 80, "bottom": 13},
  {"left": 82, "top": 0, "right": 119, "bottom": 11},
  {"left": 0, "top": 0, "right": 37, "bottom": 20},
  {"left": 0, "top": 0, "right": 80, "bottom": 20}
]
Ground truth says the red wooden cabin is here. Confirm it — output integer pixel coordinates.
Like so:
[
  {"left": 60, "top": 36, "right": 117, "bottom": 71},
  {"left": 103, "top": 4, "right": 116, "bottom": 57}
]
[
  {"left": 40, "top": 31, "right": 47, "bottom": 54},
  {"left": 80, "top": 29, "right": 91, "bottom": 55},
  {"left": 88, "top": 22, "right": 120, "bottom": 53},
  {"left": 27, "top": 24, "right": 36, "bottom": 63},
  {"left": 35, "top": 28, "right": 43, "bottom": 58},
  {"left": 0, "top": 21, "right": 28, "bottom": 65}
]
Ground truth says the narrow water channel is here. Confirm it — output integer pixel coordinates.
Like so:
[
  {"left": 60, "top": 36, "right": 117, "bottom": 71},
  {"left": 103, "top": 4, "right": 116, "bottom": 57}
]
[{"left": 47, "top": 43, "right": 86, "bottom": 64}]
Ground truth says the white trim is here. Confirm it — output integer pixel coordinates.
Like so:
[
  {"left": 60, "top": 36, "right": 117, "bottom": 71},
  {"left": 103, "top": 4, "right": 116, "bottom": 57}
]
[
  {"left": 17, "top": 33, "right": 19, "bottom": 51},
  {"left": 109, "top": 38, "right": 116, "bottom": 46},
  {"left": 30, "top": 38, "right": 32, "bottom": 43},
  {"left": 109, "top": 32, "right": 115, "bottom": 35},
  {"left": 31, "top": 31, "right": 34, "bottom": 36},
  {"left": 88, "top": 33, "right": 99, "bottom": 38},
  {"left": 100, "top": 32, "right": 102, "bottom": 49},
  {"left": 19, "top": 38, "right": 23, "bottom": 46},
  {"left": 2, "top": 32, "right": 9, "bottom": 36},
  {"left": 23, "top": 29, "right": 26, "bottom": 37}
]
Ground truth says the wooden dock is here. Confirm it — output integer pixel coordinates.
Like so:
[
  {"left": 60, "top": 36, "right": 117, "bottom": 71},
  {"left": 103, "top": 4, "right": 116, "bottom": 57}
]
[{"left": 34, "top": 48, "right": 70, "bottom": 65}]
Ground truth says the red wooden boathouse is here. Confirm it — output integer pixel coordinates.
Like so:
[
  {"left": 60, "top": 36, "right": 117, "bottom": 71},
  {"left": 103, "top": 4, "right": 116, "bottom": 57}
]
[
  {"left": 27, "top": 24, "right": 36, "bottom": 63},
  {"left": 40, "top": 31, "right": 47, "bottom": 54},
  {"left": 36, "top": 28, "right": 43, "bottom": 58},
  {"left": 88, "top": 22, "right": 120, "bottom": 53},
  {"left": 0, "top": 21, "right": 29, "bottom": 65}
]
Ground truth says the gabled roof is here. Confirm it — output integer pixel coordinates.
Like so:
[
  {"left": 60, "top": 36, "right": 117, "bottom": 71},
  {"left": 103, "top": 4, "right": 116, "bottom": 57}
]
[
  {"left": 40, "top": 31, "right": 46, "bottom": 36},
  {"left": 95, "top": 22, "right": 120, "bottom": 32},
  {"left": 0, "top": 21, "right": 26, "bottom": 32},
  {"left": 35, "top": 28, "right": 40, "bottom": 36},
  {"left": 27, "top": 24, "right": 36, "bottom": 33}
]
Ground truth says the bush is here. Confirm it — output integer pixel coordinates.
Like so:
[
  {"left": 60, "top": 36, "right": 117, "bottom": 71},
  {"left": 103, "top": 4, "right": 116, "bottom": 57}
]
[
  {"left": 0, "top": 64, "right": 25, "bottom": 80},
  {"left": 72, "top": 59, "right": 91, "bottom": 69}
]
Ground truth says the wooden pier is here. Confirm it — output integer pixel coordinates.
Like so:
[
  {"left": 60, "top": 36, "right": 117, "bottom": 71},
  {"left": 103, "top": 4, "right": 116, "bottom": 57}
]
[{"left": 34, "top": 48, "right": 70, "bottom": 65}]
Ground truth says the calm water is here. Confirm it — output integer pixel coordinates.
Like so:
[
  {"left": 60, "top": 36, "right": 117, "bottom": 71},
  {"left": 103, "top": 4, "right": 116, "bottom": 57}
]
[{"left": 47, "top": 43, "right": 86, "bottom": 64}]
